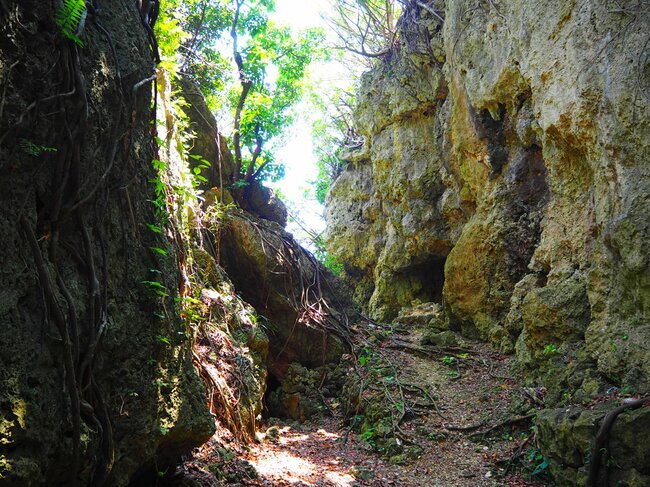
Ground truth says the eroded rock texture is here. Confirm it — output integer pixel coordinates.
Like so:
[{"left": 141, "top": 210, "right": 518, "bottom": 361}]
[
  {"left": 327, "top": 0, "right": 649, "bottom": 482},
  {"left": 327, "top": 0, "right": 649, "bottom": 401},
  {"left": 0, "top": 2, "right": 214, "bottom": 485},
  {"left": 218, "top": 210, "right": 355, "bottom": 381}
]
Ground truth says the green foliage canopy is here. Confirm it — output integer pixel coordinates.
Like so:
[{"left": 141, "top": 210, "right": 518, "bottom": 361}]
[
  {"left": 230, "top": 0, "right": 325, "bottom": 183},
  {"left": 156, "top": 0, "right": 324, "bottom": 184}
]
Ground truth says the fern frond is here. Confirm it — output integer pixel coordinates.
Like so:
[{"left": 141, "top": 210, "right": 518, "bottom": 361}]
[{"left": 56, "top": 0, "right": 86, "bottom": 46}]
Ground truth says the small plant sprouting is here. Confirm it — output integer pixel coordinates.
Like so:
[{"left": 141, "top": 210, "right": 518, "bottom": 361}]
[
  {"left": 620, "top": 385, "right": 637, "bottom": 396},
  {"left": 543, "top": 343, "right": 558, "bottom": 355},
  {"left": 55, "top": 0, "right": 86, "bottom": 47},
  {"left": 358, "top": 346, "right": 374, "bottom": 367},
  {"left": 359, "top": 428, "right": 376, "bottom": 447},
  {"left": 149, "top": 159, "right": 170, "bottom": 225},
  {"left": 189, "top": 154, "right": 211, "bottom": 186},
  {"left": 441, "top": 356, "right": 456, "bottom": 366},
  {"left": 20, "top": 138, "right": 57, "bottom": 157}
]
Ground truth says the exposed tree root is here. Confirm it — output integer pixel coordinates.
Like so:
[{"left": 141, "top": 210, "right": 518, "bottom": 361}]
[
  {"left": 586, "top": 397, "right": 650, "bottom": 487},
  {"left": 19, "top": 215, "right": 81, "bottom": 487}
]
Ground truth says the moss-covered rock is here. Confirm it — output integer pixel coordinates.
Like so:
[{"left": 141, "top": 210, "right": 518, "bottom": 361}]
[
  {"left": 326, "top": 0, "right": 650, "bottom": 397},
  {"left": 536, "top": 403, "right": 650, "bottom": 485},
  {"left": 219, "top": 211, "right": 356, "bottom": 380},
  {"left": 421, "top": 330, "right": 462, "bottom": 348},
  {"left": 518, "top": 276, "right": 591, "bottom": 360}
]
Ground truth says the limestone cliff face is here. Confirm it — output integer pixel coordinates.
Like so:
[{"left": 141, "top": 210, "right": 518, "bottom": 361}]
[{"left": 326, "top": 0, "right": 650, "bottom": 396}]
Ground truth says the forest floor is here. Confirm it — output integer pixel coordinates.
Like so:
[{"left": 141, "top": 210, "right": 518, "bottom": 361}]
[{"left": 175, "top": 327, "right": 551, "bottom": 486}]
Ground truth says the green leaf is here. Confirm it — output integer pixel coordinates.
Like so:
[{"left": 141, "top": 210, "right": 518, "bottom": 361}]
[
  {"left": 156, "top": 335, "right": 172, "bottom": 345},
  {"left": 149, "top": 246, "right": 168, "bottom": 257},
  {"left": 141, "top": 280, "right": 166, "bottom": 289},
  {"left": 56, "top": 0, "right": 86, "bottom": 46},
  {"left": 146, "top": 223, "right": 163, "bottom": 234}
]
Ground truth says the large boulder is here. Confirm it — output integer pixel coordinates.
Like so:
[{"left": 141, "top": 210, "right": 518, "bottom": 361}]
[{"left": 218, "top": 210, "right": 356, "bottom": 380}]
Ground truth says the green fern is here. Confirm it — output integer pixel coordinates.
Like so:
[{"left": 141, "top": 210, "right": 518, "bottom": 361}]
[{"left": 55, "top": 0, "right": 86, "bottom": 47}]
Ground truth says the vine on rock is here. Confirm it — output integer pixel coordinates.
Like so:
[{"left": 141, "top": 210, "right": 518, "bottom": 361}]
[{"left": 5, "top": 2, "right": 166, "bottom": 484}]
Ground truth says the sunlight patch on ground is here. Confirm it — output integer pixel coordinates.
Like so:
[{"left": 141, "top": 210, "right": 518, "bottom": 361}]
[
  {"left": 247, "top": 426, "right": 357, "bottom": 486},
  {"left": 316, "top": 428, "right": 340, "bottom": 439},
  {"left": 251, "top": 451, "right": 317, "bottom": 480},
  {"left": 248, "top": 449, "right": 356, "bottom": 486},
  {"left": 278, "top": 434, "right": 310, "bottom": 445}
]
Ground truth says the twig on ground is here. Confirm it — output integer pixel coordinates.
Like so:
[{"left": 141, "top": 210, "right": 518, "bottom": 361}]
[{"left": 469, "top": 414, "right": 535, "bottom": 438}]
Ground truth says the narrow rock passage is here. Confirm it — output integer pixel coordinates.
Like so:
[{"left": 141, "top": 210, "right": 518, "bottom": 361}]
[{"left": 177, "top": 328, "right": 547, "bottom": 486}]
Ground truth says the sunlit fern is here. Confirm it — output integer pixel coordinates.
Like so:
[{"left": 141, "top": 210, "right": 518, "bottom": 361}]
[{"left": 55, "top": 0, "right": 86, "bottom": 47}]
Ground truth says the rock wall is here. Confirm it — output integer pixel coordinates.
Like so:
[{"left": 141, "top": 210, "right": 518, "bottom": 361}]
[
  {"left": 0, "top": 2, "right": 214, "bottom": 485},
  {"left": 327, "top": 0, "right": 650, "bottom": 482},
  {"left": 327, "top": 0, "right": 649, "bottom": 397}
]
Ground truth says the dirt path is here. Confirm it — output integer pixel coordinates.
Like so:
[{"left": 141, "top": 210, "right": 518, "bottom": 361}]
[{"left": 175, "top": 329, "right": 549, "bottom": 486}]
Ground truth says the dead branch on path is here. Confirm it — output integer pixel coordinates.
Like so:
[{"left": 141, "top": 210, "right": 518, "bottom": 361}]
[
  {"left": 444, "top": 420, "right": 486, "bottom": 432},
  {"left": 469, "top": 414, "right": 535, "bottom": 438},
  {"left": 384, "top": 338, "right": 472, "bottom": 357}
]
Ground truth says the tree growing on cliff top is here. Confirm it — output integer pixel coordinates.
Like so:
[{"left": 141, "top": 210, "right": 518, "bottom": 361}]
[
  {"left": 229, "top": 0, "right": 323, "bottom": 184},
  {"left": 327, "top": 0, "right": 401, "bottom": 63},
  {"left": 157, "top": 0, "right": 323, "bottom": 186}
]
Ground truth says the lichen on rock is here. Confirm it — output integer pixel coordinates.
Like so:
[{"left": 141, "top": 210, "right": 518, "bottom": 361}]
[
  {"left": 326, "top": 0, "right": 650, "bottom": 396},
  {"left": 325, "top": 0, "right": 650, "bottom": 483}
]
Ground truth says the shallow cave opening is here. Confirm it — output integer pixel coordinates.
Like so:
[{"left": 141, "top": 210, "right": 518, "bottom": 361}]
[
  {"left": 399, "top": 255, "right": 447, "bottom": 304},
  {"left": 263, "top": 373, "right": 283, "bottom": 418}
]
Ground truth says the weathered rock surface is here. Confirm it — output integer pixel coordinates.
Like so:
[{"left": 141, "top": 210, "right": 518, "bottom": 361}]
[
  {"left": 326, "top": 0, "right": 650, "bottom": 393},
  {"left": 267, "top": 362, "right": 346, "bottom": 421},
  {"left": 326, "top": 1, "right": 650, "bottom": 482},
  {"left": 396, "top": 302, "right": 447, "bottom": 330},
  {"left": 0, "top": 2, "right": 214, "bottom": 485}
]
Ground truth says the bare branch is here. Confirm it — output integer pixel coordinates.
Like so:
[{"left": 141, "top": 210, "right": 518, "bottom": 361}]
[{"left": 230, "top": 0, "right": 249, "bottom": 180}]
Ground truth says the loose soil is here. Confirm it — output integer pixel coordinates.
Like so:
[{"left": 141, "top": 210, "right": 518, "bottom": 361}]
[{"left": 174, "top": 328, "right": 550, "bottom": 486}]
